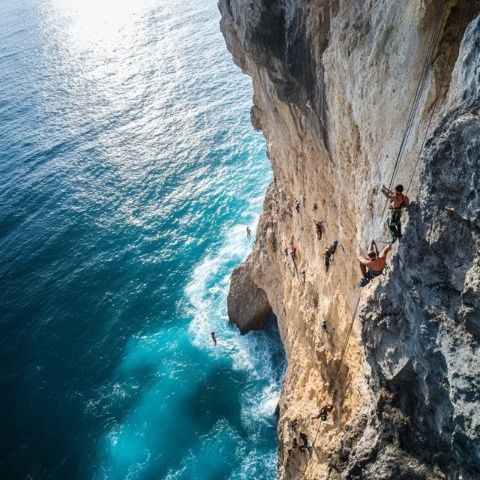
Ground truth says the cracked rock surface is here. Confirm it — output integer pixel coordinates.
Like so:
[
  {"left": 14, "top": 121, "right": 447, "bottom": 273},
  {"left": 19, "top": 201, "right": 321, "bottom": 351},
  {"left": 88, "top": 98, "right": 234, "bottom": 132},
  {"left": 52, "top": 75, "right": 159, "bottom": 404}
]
[{"left": 220, "top": 1, "right": 480, "bottom": 478}]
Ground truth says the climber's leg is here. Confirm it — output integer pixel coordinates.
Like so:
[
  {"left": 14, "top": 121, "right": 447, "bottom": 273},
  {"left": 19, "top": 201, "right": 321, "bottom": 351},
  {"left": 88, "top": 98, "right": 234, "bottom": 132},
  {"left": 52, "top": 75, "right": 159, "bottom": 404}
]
[
  {"left": 388, "top": 210, "right": 402, "bottom": 241},
  {"left": 357, "top": 277, "right": 370, "bottom": 287},
  {"left": 396, "top": 215, "right": 402, "bottom": 238},
  {"left": 359, "top": 262, "right": 367, "bottom": 278},
  {"left": 357, "top": 262, "right": 370, "bottom": 287}
]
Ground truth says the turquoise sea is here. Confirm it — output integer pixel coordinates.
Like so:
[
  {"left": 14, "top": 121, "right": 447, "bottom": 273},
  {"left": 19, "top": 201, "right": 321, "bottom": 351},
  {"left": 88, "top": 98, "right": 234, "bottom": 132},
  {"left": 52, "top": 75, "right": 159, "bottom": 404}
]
[{"left": 0, "top": 0, "right": 284, "bottom": 478}]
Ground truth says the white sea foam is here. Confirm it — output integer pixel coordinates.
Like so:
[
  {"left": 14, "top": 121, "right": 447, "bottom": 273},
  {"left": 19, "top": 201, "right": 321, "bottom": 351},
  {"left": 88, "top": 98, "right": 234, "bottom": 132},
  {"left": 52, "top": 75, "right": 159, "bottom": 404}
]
[
  {"left": 183, "top": 167, "right": 286, "bottom": 478},
  {"left": 185, "top": 215, "right": 259, "bottom": 351}
]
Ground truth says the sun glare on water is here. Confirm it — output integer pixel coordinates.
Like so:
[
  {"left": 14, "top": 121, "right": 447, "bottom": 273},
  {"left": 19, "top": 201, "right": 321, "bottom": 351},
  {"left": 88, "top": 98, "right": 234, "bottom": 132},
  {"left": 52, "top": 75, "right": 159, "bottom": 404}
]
[
  {"left": 48, "top": 0, "right": 157, "bottom": 53},
  {"left": 40, "top": 0, "right": 172, "bottom": 176}
]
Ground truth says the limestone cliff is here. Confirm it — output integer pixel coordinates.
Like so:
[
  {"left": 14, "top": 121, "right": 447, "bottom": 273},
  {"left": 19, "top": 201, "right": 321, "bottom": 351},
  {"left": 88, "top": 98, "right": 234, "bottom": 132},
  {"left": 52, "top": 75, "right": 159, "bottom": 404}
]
[{"left": 219, "top": 1, "right": 480, "bottom": 479}]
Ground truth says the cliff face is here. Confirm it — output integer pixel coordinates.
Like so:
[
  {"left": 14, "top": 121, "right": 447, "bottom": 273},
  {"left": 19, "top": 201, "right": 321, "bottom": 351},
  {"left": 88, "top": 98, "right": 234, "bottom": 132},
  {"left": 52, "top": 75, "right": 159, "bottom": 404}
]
[{"left": 219, "top": 1, "right": 480, "bottom": 479}]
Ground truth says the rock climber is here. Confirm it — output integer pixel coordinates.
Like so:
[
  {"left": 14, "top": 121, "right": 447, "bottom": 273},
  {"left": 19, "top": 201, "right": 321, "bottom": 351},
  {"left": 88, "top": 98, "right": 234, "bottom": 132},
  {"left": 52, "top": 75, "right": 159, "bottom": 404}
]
[
  {"left": 300, "top": 268, "right": 306, "bottom": 283},
  {"left": 357, "top": 240, "right": 392, "bottom": 287},
  {"left": 299, "top": 432, "right": 312, "bottom": 453},
  {"left": 211, "top": 331, "right": 217, "bottom": 347},
  {"left": 324, "top": 240, "right": 338, "bottom": 272},
  {"left": 295, "top": 200, "right": 300, "bottom": 213},
  {"left": 314, "top": 220, "right": 324, "bottom": 240},
  {"left": 381, "top": 184, "right": 410, "bottom": 243},
  {"left": 313, "top": 403, "right": 333, "bottom": 421},
  {"left": 246, "top": 226, "right": 252, "bottom": 238}
]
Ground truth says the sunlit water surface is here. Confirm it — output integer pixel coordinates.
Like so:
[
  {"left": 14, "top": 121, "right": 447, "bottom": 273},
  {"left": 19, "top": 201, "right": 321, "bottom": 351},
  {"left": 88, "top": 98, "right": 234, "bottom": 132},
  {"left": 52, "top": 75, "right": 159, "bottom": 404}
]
[{"left": 0, "top": 0, "right": 284, "bottom": 478}]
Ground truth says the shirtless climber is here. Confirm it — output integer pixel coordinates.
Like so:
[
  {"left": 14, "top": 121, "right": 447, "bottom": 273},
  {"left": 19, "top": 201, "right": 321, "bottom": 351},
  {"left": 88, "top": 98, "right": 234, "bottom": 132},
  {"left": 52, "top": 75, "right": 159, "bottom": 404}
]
[
  {"left": 381, "top": 184, "right": 410, "bottom": 243},
  {"left": 313, "top": 403, "right": 333, "bottom": 422},
  {"left": 324, "top": 240, "right": 338, "bottom": 272},
  {"left": 357, "top": 240, "right": 391, "bottom": 287},
  {"left": 314, "top": 219, "right": 324, "bottom": 241}
]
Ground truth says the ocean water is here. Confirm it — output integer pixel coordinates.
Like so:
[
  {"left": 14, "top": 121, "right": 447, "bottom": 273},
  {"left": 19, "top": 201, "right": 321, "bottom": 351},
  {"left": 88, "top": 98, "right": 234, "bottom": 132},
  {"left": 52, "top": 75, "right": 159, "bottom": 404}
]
[{"left": 0, "top": 0, "right": 285, "bottom": 479}]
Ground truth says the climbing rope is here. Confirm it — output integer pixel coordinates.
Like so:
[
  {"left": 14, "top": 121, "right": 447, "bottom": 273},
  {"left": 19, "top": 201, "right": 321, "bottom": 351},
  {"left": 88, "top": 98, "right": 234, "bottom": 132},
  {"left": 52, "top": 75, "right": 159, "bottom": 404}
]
[
  {"left": 385, "top": 0, "right": 447, "bottom": 191},
  {"left": 300, "top": 297, "right": 361, "bottom": 478},
  {"left": 300, "top": 3, "right": 450, "bottom": 477},
  {"left": 327, "top": 298, "right": 361, "bottom": 396},
  {"left": 359, "top": 0, "right": 446, "bottom": 238},
  {"left": 376, "top": 0, "right": 448, "bottom": 234},
  {"left": 406, "top": 3, "right": 467, "bottom": 195}
]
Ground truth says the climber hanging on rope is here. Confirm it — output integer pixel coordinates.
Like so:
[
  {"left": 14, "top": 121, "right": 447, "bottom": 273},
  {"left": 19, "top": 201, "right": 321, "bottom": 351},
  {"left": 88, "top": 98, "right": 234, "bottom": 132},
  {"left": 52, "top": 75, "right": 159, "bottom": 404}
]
[
  {"left": 357, "top": 240, "right": 391, "bottom": 287},
  {"left": 381, "top": 184, "right": 410, "bottom": 243},
  {"left": 312, "top": 403, "right": 333, "bottom": 422}
]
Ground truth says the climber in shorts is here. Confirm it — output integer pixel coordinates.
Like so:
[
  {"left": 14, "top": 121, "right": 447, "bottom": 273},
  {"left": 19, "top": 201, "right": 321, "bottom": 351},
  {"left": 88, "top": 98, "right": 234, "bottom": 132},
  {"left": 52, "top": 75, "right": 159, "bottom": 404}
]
[
  {"left": 357, "top": 241, "right": 391, "bottom": 287},
  {"left": 381, "top": 184, "right": 410, "bottom": 243},
  {"left": 313, "top": 403, "right": 333, "bottom": 422}
]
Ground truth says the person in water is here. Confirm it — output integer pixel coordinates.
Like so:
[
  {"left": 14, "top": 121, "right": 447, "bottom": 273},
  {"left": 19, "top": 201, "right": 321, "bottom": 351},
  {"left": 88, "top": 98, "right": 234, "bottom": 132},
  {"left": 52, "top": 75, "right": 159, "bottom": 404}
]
[
  {"left": 381, "top": 184, "right": 409, "bottom": 243},
  {"left": 357, "top": 240, "right": 391, "bottom": 287},
  {"left": 246, "top": 226, "right": 252, "bottom": 238},
  {"left": 211, "top": 331, "right": 217, "bottom": 347}
]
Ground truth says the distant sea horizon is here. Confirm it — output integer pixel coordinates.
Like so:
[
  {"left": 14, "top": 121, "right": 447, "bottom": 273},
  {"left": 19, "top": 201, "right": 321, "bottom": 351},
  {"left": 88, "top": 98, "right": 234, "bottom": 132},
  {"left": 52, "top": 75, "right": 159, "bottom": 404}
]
[{"left": 0, "top": 0, "right": 284, "bottom": 478}]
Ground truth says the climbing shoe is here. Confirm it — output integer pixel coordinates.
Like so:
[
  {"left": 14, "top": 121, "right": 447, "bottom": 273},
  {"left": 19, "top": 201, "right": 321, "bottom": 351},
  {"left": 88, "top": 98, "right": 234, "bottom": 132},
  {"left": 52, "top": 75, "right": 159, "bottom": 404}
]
[{"left": 357, "top": 278, "right": 370, "bottom": 287}]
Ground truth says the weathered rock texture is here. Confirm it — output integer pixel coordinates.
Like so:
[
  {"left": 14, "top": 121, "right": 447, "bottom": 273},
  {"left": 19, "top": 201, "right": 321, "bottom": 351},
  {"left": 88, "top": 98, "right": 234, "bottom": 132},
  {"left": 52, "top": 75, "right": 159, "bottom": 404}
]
[
  {"left": 227, "top": 259, "right": 272, "bottom": 333},
  {"left": 220, "top": 0, "right": 480, "bottom": 479}
]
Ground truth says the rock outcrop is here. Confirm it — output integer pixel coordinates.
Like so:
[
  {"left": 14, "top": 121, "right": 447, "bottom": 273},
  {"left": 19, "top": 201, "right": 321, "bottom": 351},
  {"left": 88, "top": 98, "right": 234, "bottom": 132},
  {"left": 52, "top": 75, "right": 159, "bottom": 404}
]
[
  {"left": 220, "top": 0, "right": 480, "bottom": 478},
  {"left": 227, "top": 258, "right": 272, "bottom": 333}
]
